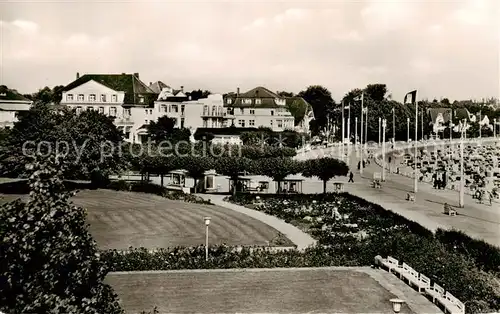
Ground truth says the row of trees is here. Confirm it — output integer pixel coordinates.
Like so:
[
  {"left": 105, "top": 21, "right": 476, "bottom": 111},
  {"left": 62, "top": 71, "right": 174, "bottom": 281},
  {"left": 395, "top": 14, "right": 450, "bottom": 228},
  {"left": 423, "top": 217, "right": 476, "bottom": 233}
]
[
  {"left": 137, "top": 155, "right": 348, "bottom": 194},
  {"left": 292, "top": 84, "right": 500, "bottom": 140}
]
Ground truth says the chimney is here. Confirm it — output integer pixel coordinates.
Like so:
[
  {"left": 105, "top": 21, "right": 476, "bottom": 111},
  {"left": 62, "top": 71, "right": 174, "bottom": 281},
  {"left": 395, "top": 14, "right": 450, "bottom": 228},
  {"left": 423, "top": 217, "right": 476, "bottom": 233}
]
[
  {"left": 180, "top": 86, "right": 184, "bottom": 92},
  {"left": 237, "top": 87, "right": 240, "bottom": 96},
  {"left": 134, "top": 73, "right": 139, "bottom": 78},
  {"left": 76, "top": 72, "right": 80, "bottom": 79},
  {"left": 149, "top": 82, "right": 152, "bottom": 86}
]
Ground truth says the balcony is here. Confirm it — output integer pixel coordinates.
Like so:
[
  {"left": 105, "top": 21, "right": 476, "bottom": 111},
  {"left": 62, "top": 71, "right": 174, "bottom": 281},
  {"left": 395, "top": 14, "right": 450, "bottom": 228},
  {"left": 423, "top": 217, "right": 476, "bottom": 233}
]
[
  {"left": 201, "top": 112, "right": 228, "bottom": 118},
  {"left": 114, "top": 116, "right": 134, "bottom": 125}
]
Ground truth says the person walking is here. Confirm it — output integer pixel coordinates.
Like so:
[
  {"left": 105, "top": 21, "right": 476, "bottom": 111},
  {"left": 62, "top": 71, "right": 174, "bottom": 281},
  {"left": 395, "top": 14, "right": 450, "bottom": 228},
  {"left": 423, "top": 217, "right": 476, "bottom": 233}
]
[{"left": 348, "top": 171, "right": 354, "bottom": 183}]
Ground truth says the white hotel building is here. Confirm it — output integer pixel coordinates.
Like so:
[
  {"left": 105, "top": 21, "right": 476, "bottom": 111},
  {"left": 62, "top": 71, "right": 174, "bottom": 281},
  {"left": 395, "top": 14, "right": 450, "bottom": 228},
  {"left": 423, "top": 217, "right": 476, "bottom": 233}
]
[
  {"left": 60, "top": 73, "right": 313, "bottom": 143},
  {"left": 0, "top": 85, "right": 33, "bottom": 129}
]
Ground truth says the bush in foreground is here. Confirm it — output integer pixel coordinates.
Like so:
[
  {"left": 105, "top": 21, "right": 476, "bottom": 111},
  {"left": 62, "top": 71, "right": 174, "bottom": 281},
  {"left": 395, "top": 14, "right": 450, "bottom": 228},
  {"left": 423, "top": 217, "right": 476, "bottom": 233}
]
[{"left": 0, "top": 156, "right": 123, "bottom": 314}]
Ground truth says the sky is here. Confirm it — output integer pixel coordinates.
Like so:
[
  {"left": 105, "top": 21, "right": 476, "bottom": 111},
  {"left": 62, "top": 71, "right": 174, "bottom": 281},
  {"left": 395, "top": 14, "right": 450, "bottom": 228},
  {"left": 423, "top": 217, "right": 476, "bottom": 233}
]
[{"left": 0, "top": 0, "right": 499, "bottom": 102}]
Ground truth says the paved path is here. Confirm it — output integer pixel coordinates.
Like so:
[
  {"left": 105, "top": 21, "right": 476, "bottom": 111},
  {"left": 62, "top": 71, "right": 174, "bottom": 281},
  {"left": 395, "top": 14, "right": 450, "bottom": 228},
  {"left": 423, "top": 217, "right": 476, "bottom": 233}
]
[
  {"left": 198, "top": 194, "right": 317, "bottom": 250},
  {"left": 320, "top": 139, "right": 500, "bottom": 247}
]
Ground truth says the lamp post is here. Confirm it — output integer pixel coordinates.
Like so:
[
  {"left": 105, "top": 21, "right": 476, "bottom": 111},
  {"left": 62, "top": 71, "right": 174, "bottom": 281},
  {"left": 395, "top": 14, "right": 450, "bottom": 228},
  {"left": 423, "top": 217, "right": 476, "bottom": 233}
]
[
  {"left": 204, "top": 216, "right": 211, "bottom": 261},
  {"left": 459, "top": 120, "right": 465, "bottom": 208},
  {"left": 390, "top": 298, "right": 405, "bottom": 313},
  {"left": 378, "top": 117, "right": 381, "bottom": 146},
  {"left": 382, "top": 119, "right": 387, "bottom": 181},
  {"left": 407, "top": 117, "right": 410, "bottom": 143},
  {"left": 355, "top": 117, "right": 358, "bottom": 150}
]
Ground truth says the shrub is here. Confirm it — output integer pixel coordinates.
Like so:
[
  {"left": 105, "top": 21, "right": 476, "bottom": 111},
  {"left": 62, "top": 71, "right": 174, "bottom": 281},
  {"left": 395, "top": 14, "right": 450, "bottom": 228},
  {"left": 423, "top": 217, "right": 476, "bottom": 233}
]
[{"left": 0, "top": 156, "right": 123, "bottom": 314}]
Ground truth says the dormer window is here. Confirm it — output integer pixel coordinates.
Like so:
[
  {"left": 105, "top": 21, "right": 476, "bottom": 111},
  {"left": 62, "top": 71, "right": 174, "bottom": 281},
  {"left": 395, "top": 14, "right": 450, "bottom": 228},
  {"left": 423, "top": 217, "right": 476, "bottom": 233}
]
[
  {"left": 255, "top": 99, "right": 262, "bottom": 105},
  {"left": 66, "top": 94, "right": 73, "bottom": 101},
  {"left": 139, "top": 96, "right": 144, "bottom": 103},
  {"left": 89, "top": 94, "right": 96, "bottom": 102},
  {"left": 227, "top": 99, "right": 233, "bottom": 105},
  {"left": 243, "top": 99, "right": 252, "bottom": 105}
]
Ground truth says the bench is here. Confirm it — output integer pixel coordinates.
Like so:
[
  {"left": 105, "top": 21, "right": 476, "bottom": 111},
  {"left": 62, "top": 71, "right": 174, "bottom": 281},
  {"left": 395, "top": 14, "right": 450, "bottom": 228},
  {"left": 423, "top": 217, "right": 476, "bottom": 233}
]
[
  {"left": 411, "top": 274, "right": 431, "bottom": 293},
  {"left": 400, "top": 262, "right": 417, "bottom": 281},
  {"left": 380, "top": 256, "right": 400, "bottom": 272},
  {"left": 426, "top": 283, "right": 445, "bottom": 303},
  {"left": 406, "top": 193, "right": 415, "bottom": 202},
  {"left": 440, "top": 291, "right": 465, "bottom": 314},
  {"left": 444, "top": 204, "right": 456, "bottom": 216},
  {"left": 394, "top": 262, "right": 411, "bottom": 278}
]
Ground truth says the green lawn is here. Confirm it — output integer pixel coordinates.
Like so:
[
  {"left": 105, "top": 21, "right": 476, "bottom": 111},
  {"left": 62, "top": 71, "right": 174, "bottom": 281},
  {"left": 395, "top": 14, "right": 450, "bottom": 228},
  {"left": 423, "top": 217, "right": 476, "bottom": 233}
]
[
  {"left": 106, "top": 268, "right": 415, "bottom": 313},
  {"left": 1, "top": 189, "right": 292, "bottom": 249}
]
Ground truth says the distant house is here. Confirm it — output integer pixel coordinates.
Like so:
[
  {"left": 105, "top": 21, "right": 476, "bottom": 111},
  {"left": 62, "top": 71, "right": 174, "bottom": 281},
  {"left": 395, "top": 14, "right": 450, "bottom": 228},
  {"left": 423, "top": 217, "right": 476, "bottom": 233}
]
[
  {"left": 60, "top": 72, "right": 157, "bottom": 143},
  {"left": 224, "top": 87, "right": 295, "bottom": 132},
  {"left": 0, "top": 85, "right": 33, "bottom": 129}
]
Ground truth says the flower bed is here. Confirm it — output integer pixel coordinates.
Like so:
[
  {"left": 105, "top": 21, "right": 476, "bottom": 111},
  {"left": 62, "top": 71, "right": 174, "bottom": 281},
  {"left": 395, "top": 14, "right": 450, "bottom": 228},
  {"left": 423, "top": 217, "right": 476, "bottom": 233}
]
[{"left": 225, "top": 193, "right": 500, "bottom": 314}]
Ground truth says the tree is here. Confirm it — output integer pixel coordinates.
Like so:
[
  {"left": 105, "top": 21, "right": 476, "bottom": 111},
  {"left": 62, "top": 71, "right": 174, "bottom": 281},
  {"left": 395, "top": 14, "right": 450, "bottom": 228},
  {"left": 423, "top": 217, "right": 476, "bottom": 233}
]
[
  {"left": 180, "top": 156, "right": 214, "bottom": 193},
  {"left": 0, "top": 156, "right": 123, "bottom": 313},
  {"left": 28, "top": 85, "right": 65, "bottom": 104},
  {"left": 0, "top": 104, "right": 125, "bottom": 186},
  {"left": 255, "top": 158, "right": 302, "bottom": 193},
  {"left": 186, "top": 89, "right": 211, "bottom": 101},
  {"left": 302, "top": 157, "right": 349, "bottom": 193},
  {"left": 277, "top": 91, "right": 294, "bottom": 97},
  {"left": 364, "top": 84, "right": 388, "bottom": 102},
  {"left": 214, "top": 157, "right": 251, "bottom": 195},
  {"left": 147, "top": 116, "right": 191, "bottom": 143},
  {"left": 298, "top": 86, "right": 335, "bottom": 134}
]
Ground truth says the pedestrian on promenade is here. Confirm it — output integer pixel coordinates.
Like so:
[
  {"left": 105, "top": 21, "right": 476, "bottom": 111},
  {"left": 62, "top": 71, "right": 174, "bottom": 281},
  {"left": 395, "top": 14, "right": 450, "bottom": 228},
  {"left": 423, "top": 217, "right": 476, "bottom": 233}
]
[{"left": 348, "top": 171, "right": 354, "bottom": 183}]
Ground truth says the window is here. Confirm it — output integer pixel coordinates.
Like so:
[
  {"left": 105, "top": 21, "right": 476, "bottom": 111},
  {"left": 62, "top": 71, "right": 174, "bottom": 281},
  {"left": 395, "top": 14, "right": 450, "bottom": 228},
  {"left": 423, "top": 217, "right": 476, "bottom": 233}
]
[
  {"left": 98, "top": 107, "right": 104, "bottom": 114},
  {"left": 149, "top": 109, "right": 153, "bottom": 114},
  {"left": 270, "top": 120, "right": 273, "bottom": 126},
  {"left": 271, "top": 110, "right": 274, "bottom": 116},
  {"left": 255, "top": 99, "right": 262, "bottom": 105},
  {"left": 89, "top": 94, "right": 96, "bottom": 102},
  {"left": 240, "top": 108, "right": 244, "bottom": 114},
  {"left": 110, "top": 107, "right": 117, "bottom": 116},
  {"left": 250, "top": 109, "right": 255, "bottom": 115},
  {"left": 227, "top": 99, "right": 232, "bottom": 105},
  {"left": 76, "top": 106, "right": 82, "bottom": 114},
  {"left": 203, "top": 119, "right": 208, "bottom": 127},
  {"left": 139, "top": 96, "right": 144, "bottom": 103},
  {"left": 238, "top": 119, "right": 245, "bottom": 127},
  {"left": 145, "top": 119, "right": 148, "bottom": 124},
  {"left": 249, "top": 119, "right": 255, "bottom": 126},
  {"left": 78, "top": 94, "right": 84, "bottom": 101},
  {"left": 203, "top": 105, "right": 208, "bottom": 115},
  {"left": 66, "top": 94, "right": 73, "bottom": 101},
  {"left": 112, "top": 94, "right": 117, "bottom": 102},
  {"left": 181, "top": 118, "right": 185, "bottom": 128},
  {"left": 212, "top": 106, "right": 217, "bottom": 116},
  {"left": 87, "top": 106, "right": 94, "bottom": 111},
  {"left": 172, "top": 105, "right": 178, "bottom": 113},
  {"left": 181, "top": 105, "right": 185, "bottom": 113},
  {"left": 100, "top": 94, "right": 106, "bottom": 102},
  {"left": 243, "top": 98, "right": 252, "bottom": 104},
  {"left": 124, "top": 108, "right": 131, "bottom": 117},
  {"left": 277, "top": 119, "right": 283, "bottom": 128},
  {"left": 218, "top": 106, "right": 223, "bottom": 116},
  {"left": 145, "top": 109, "right": 148, "bottom": 114}
]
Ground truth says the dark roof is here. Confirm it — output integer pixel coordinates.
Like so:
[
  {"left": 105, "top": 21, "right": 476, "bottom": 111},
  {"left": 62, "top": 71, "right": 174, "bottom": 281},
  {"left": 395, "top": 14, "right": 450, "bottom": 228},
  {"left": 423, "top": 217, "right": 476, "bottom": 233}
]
[
  {"left": 62, "top": 74, "right": 157, "bottom": 105},
  {"left": 194, "top": 127, "right": 259, "bottom": 136},
  {"left": 0, "top": 85, "right": 31, "bottom": 102},
  {"left": 224, "top": 86, "right": 286, "bottom": 108},
  {"left": 149, "top": 81, "right": 171, "bottom": 94}
]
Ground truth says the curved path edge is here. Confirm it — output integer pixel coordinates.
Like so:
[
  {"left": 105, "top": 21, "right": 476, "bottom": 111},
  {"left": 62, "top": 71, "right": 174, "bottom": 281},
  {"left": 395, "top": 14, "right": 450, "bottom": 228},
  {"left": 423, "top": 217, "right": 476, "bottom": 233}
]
[{"left": 196, "top": 194, "right": 317, "bottom": 250}]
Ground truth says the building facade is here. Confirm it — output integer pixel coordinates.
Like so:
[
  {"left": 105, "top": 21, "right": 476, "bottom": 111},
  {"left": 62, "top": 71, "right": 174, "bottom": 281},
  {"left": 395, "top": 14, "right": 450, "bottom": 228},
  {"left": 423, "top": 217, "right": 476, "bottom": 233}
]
[
  {"left": 60, "top": 73, "right": 157, "bottom": 142},
  {"left": 0, "top": 85, "right": 32, "bottom": 129}
]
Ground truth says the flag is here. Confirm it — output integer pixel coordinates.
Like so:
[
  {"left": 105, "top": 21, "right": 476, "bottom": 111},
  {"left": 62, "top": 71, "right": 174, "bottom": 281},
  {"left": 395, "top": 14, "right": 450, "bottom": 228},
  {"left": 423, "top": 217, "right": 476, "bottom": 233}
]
[
  {"left": 404, "top": 90, "right": 417, "bottom": 104},
  {"left": 344, "top": 105, "right": 350, "bottom": 109},
  {"left": 466, "top": 109, "right": 476, "bottom": 122}
]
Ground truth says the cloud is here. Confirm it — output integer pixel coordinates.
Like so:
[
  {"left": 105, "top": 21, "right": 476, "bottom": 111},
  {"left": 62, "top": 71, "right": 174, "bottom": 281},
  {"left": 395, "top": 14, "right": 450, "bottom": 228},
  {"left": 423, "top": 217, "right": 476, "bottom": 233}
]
[{"left": 0, "top": 1, "right": 498, "bottom": 102}]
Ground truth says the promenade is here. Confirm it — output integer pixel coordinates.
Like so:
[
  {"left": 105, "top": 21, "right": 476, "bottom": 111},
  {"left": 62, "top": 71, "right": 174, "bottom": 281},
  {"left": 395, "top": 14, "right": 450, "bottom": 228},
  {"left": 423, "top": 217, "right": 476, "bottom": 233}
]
[{"left": 312, "top": 139, "right": 500, "bottom": 247}]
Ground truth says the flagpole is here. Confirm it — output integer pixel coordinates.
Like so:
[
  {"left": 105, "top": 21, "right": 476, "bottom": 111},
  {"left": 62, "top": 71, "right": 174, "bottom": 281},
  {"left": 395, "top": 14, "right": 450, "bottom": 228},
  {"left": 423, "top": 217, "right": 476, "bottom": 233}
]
[
  {"left": 421, "top": 111, "right": 424, "bottom": 141},
  {"left": 479, "top": 110, "right": 482, "bottom": 139},
  {"left": 414, "top": 92, "right": 418, "bottom": 193},
  {"left": 364, "top": 106, "right": 368, "bottom": 152},
  {"left": 378, "top": 117, "right": 381, "bottom": 146},
  {"left": 348, "top": 103, "right": 351, "bottom": 157},
  {"left": 341, "top": 101, "right": 345, "bottom": 161},
  {"left": 392, "top": 107, "right": 395, "bottom": 147},
  {"left": 450, "top": 110, "right": 453, "bottom": 142},
  {"left": 360, "top": 93, "right": 364, "bottom": 175},
  {"left": 459, "top": 119, "right": 465, "bottom": 207},
  {"left": 355, "top": 117, "right": 358, "bottom": 152}
]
